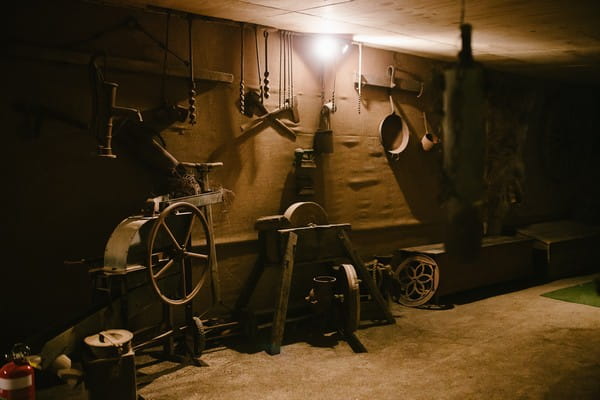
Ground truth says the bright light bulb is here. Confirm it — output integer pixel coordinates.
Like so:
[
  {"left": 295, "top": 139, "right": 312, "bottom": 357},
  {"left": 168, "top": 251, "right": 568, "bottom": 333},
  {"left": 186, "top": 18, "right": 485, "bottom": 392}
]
[{"left": 314, "top": 36, "right": 338, "bottom": 61}]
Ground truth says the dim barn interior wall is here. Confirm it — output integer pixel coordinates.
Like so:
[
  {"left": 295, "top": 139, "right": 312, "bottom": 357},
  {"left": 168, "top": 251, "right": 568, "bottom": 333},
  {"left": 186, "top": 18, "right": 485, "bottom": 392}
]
[{"left": 3, "top": 0, "right": 600, "bottom": 347}]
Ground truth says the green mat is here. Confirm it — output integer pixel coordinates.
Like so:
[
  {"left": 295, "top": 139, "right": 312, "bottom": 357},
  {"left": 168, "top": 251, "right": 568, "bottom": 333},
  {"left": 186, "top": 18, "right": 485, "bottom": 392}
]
[{"left": 541, "top": 281, "right": 600, "bottom": 308}]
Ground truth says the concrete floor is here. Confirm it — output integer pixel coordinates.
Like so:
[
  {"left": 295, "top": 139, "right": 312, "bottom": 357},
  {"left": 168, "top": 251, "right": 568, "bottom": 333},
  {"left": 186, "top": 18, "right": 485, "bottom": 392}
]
[{"left": 40, "top": 274, "right": 600, "bottom": 400}]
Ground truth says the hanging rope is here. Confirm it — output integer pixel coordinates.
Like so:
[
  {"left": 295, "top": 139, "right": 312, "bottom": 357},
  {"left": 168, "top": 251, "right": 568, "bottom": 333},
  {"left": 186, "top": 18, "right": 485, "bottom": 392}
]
[
  {"left": 332, "top": 50, "right": 337, "bottom": 112},
  {"left": 254, "top": 26, "right": 263, "bottom": 102},
  {"left": 239, "top": 23, "right": 245, "bottom": 115},
  {"left": 263, "top": 30, "right": 270, "bottom": 99},
  {"left": 460, "top": 0, "right": 466, "bottom": 25}
]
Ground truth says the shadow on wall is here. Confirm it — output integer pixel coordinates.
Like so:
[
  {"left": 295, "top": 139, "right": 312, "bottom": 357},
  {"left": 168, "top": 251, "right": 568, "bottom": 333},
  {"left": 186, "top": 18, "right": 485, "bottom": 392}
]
[
  {"left": 3, "top": 1, "right": 244, "bottom": 347},
  {"left": 383, "top": 94, "right": 445, "bottom": 224}
]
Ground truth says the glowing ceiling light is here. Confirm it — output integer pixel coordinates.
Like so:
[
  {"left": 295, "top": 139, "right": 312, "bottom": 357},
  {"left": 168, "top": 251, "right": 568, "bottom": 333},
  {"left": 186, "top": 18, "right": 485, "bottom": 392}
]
[
  {"left": 314, "top": 35, "right": 339, "bottom": 61},
  {"left": 314, "top": 35, "right": 352, "bottom": 61}
]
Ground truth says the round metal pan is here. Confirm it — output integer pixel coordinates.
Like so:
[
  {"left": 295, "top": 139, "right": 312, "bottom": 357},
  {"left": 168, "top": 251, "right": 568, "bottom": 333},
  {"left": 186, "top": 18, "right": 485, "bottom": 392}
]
[{"left": 379, "top": 66, "right": 409, "bottom": 159}]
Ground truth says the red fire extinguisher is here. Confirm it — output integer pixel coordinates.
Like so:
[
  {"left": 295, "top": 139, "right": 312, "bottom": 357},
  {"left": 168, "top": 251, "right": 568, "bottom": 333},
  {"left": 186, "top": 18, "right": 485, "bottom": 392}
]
[{"left": 0, "top": 344, "right": 35, "bottom": 400}]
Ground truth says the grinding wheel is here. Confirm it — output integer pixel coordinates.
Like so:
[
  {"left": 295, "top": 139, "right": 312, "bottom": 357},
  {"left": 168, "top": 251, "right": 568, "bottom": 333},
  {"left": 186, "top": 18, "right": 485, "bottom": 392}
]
[
  {"left": 335, "top": 264, "right": 360, "bottom": 334},
  {"left": 283, "top": 202, "right": 328, "bottom": 227}
]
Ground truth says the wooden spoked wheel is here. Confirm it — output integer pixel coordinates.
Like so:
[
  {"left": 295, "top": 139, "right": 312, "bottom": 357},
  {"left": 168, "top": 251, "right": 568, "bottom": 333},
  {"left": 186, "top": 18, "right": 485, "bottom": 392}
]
[
  {"left": 147, "top": 202, "right": 213, "bottom": 306},
  {"left": 392, "top": 254, "right": 439, "bottom": 307}
]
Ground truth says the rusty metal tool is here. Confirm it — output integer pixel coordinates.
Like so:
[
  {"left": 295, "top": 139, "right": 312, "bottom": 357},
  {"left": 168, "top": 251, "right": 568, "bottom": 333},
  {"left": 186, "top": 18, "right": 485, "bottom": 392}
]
[
  {"left": 240, "top": 93, "right": 296, "bottom": 137},
  {"left": 89, "top": 54, "right": 142, "bottom": 158}
]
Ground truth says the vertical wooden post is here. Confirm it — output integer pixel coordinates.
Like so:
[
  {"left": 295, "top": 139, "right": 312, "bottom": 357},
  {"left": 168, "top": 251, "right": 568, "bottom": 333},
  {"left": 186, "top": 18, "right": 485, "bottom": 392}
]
[
  {"left": 268, "top": 231, "right": 297, "bottom": 355},
  {"left": 198, "top": 170, "right": 221, "bottom": 305}
]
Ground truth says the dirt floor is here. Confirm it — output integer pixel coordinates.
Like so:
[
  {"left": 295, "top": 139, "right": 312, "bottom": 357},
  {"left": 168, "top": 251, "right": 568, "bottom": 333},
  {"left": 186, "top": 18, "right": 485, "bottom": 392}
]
[{"left": 38, "top": 274, "right": 600, "bottom": 400}]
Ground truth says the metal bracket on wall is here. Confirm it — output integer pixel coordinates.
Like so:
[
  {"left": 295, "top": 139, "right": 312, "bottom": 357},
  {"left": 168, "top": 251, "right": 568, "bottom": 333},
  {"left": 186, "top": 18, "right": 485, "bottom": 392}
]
[{"left": 353, "top": 70, "right": 423, "bottom": 96}]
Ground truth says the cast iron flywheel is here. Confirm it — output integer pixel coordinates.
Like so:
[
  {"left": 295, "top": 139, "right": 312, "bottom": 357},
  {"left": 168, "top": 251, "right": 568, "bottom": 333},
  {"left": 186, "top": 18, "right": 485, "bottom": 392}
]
[
  {"left": 147, "top": 202, "right": 213, "bottom": 306},
  {"left": 392, "top": 254, "right": 439, "bottom": 307}
]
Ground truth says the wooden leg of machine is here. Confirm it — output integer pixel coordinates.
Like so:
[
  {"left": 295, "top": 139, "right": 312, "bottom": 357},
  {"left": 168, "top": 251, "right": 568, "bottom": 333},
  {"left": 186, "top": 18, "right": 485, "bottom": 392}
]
[
  {"left": 200, "top": 172, "right": 221, "bottom": 304},
  {"left": 162, "top": 303, "right": 175, "bottom": 357},
  {"left": 267, "top": 232, "right": 297, "bottom": 355},
  {"left": 338, "top": 229, "right": 395, "bottom": 324},
  {"left": 343, "top": 332, "right": 367, "bottom": 353}
]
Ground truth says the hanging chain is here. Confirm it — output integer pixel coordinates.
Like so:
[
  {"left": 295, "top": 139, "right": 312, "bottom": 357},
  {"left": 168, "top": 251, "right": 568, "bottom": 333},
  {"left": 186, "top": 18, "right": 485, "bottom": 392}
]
[
  {"left": 263, "top": 31, "right": 270, "bottom": 99},
  {"left": 239, "top": 23, "right": 245, "bottom": 115},
  {"left": 187, "top": 15, "right": 196, "bottom": 125}
]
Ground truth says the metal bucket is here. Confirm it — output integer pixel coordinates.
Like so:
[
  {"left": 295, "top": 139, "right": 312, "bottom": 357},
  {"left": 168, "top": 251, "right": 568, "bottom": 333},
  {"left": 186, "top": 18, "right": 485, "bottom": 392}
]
[{"left": 83, "top": 330, "right": 137, "bottom": 400}]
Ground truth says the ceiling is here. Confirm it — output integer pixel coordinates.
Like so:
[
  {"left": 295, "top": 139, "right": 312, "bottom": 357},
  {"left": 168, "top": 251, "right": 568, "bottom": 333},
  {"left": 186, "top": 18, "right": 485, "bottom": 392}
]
[{"left": 109, "top": 0, "right": 600, "bottom": 83}]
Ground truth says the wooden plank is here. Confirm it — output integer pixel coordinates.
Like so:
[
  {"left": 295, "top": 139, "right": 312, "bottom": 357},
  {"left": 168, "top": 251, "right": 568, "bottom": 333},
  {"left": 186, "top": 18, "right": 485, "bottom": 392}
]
[
  {"left": 338, "top": 229, "right": 395, "bottom": 324},
  {"left": 267, "top": 231, "right": 297, "bottom": 355},
  {"left": 10, "top": 44, "right": 233, "bottom": 84},
  {"left": 279, "top": 224, "right": 350, "bottom": 263}
]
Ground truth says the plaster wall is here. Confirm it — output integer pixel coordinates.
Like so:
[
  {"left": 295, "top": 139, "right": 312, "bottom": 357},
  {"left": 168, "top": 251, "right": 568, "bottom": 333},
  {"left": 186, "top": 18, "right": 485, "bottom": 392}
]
[{"left": 2, "top": 0, "right": 598, "bottom": 348}]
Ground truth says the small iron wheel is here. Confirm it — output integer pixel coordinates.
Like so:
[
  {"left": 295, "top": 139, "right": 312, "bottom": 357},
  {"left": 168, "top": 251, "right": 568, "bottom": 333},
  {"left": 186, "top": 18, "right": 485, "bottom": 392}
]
[
  {"left": 147, "top": 202, "right": 213, "bottom": 306},
  {"left": 392, "top": 254, "right": 439, "bottom": 307}
]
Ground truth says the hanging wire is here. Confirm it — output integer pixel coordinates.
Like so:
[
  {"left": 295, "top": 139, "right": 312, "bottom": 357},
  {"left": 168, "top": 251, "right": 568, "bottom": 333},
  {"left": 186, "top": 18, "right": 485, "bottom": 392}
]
[
  {"left": 160, "top": 11, "right": 171, "bottom": 104},
  {"left": 460, "top": 0, "right": 466, "bottom": 25}
]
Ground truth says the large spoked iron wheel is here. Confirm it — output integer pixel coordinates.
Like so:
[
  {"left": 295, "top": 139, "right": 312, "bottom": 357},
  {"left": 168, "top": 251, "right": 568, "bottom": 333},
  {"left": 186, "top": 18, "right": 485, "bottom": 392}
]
[
  {"left": 147, "top": 202, "right": 213, "bottom": 306},
  {"left": 392, "top": 254, "right": 439, "bottom": 307}
]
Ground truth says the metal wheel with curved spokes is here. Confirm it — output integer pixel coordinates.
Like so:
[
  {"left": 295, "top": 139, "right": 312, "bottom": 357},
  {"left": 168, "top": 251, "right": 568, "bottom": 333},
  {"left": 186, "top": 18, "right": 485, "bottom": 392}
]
[
  {"left": 392, "top": 254, "right": 439, "bottom": 307},
  {"left": 147, "top": 202, "right": 213, "bottom": 306}
]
